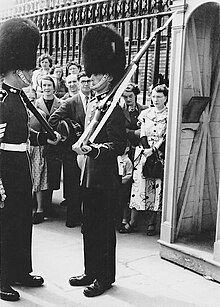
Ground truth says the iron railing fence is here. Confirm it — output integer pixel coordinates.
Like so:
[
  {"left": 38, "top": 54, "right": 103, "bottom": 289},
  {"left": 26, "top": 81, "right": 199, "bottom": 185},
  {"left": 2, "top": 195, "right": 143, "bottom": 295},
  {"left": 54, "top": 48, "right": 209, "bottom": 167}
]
[{"left": 0, "top": 0, "right": 173, "bottom": 104}]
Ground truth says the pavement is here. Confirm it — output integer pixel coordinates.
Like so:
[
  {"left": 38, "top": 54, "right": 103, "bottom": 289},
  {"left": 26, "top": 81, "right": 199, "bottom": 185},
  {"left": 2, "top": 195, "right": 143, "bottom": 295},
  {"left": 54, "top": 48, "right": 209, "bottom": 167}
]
[{"left": 2, "top": 188, "right": 220, "bottom": 307}]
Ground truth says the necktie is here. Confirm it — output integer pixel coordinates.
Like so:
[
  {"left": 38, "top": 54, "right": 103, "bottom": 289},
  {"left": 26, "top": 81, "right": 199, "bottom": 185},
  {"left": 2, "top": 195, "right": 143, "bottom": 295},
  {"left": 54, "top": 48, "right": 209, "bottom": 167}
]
[{"left": 85, "top": 96, "right": 89, "bottom": 110}]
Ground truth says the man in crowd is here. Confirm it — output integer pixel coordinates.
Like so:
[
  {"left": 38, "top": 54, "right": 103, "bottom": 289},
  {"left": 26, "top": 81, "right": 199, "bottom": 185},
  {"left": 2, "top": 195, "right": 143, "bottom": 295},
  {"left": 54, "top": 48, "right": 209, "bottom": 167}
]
[
  {"left": 76, "top": 71, "right": 93, "bottom": 112},
  {"left": 61, "top": 73, "right": 79, "bottom": 100},
  {"left": 0, "top": 18, "right": 60, "bottom": 302},
  {"left": 69, "top": 25, "right": 127, "bottom": 297},
  {"left": 48, "top": 72, "right": 92, "bottom": 227}
]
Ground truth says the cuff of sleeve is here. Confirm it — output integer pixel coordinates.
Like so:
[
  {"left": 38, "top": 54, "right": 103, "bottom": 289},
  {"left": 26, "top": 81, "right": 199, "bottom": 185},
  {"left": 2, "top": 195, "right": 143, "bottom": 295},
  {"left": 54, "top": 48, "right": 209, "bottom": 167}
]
[{"left": 87, "top": 146, "right": 100, "bottom": 159}]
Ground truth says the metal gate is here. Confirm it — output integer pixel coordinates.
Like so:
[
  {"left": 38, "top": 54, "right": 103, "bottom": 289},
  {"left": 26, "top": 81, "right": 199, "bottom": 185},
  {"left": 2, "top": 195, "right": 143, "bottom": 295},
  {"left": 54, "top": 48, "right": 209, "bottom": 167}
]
[{"left": 1, "top": 0, "right": 173, "bottom": 103}]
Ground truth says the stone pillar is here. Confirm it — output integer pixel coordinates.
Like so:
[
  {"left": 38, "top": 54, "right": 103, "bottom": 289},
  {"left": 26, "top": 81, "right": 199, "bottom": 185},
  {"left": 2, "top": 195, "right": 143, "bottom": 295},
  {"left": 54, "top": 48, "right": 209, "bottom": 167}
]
[
  {"left": 159, "top": 1, "right": 187, "bottom": 243},
  {"left": 214, "top": 174, "right": 220, "bottom": 261}
]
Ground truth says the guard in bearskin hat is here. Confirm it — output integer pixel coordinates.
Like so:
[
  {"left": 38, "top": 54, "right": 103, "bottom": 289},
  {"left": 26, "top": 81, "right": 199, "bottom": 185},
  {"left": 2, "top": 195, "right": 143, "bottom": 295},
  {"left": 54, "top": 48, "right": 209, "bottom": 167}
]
[
  {"left": 0, "top": 18, "right": 60, "bottom": 302},
  {"left": 70, "top": 26, "right": 127, "bottom": 297}
]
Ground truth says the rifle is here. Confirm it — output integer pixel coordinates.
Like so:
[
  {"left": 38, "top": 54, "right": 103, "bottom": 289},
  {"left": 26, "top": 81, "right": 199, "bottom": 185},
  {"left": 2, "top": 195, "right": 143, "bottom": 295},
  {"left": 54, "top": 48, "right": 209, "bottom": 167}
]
[
  {"left": 21, "top": 91, "right": 57, "bottom": 141},
  {"left": 73, "top": 10, "right": 177, "bottom": 149}
]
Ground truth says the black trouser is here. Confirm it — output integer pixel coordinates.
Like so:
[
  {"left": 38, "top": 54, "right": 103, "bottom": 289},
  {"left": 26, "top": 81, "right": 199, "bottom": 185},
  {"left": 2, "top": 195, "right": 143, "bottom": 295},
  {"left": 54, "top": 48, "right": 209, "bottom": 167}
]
[
  {"left": 63, "top": 152, "right": 81, "bottom": 224},
  {"left": 0, "top": 189, "right": 33, "bottom": 285},
  {"left": 82, "top": 188, "right": 116, "bottom": 285}
]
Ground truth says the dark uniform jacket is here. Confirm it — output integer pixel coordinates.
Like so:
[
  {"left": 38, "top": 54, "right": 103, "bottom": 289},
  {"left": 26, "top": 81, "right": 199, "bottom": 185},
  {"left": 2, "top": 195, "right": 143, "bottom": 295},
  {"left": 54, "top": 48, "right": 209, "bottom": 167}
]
[
  {"left": 83, "top": 93, "right": 127, "bottom": 189},
  {"left": 0, "top": 82, "right": 48, "bottom": 284},
  {"left": 0, "top": 83, "right": 48, "bottom": 192}
]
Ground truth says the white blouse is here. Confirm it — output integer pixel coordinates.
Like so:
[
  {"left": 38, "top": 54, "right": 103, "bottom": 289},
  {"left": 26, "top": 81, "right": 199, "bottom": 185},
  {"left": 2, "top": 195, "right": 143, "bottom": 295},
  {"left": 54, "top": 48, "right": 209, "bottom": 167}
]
[{"left": 139, "top": 106, "right": 168, "bottom": 147}]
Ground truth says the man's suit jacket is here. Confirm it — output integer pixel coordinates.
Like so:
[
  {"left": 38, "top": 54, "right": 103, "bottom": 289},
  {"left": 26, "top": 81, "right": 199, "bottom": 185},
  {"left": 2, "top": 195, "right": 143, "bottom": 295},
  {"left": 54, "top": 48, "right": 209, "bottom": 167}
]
[{"left": 48, "top": 93, "right": 85, "bottom": 131}]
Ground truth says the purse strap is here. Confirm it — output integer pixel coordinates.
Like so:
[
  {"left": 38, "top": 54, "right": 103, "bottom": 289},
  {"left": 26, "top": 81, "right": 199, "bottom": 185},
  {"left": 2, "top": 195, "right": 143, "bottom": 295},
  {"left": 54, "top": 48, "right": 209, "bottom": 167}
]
[{"left": 133, "top": 149, "right": 144, "bottom": 168}]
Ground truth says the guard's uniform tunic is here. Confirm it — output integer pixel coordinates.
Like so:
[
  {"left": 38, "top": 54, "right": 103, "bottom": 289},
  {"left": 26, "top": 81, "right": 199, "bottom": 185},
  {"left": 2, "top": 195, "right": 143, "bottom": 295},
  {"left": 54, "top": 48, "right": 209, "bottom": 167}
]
[{"left": 0, "top": 83, "right": 47, "bottom": 285}]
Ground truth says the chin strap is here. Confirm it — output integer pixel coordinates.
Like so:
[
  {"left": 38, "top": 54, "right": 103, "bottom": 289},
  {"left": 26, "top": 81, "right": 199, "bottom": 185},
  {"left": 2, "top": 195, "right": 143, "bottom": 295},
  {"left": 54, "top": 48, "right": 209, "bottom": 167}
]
[
  {"left": 90, "top": 74, "right": 111, "bottom": 91},
  {"left": 16, "top": 70, "right": 31, "bottom": 86}
]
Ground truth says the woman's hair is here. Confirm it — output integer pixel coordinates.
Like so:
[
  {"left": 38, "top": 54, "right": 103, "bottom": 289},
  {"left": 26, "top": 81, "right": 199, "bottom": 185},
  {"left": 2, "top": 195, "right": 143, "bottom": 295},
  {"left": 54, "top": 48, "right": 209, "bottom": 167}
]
[
  {"left": 152, "top": 84, "right": 169, "bottom": 98},
  {"left": 77, "top": 71, "right": 87, "bottom": 81},
  {"left": 38, "top": 53, "right": 52, "bottom": 67},
  {"left": 51, "top": 64, "right": 64, "bottom": 79},
  {"left": 40, "top": 75, "right": 56, "bottom": 89},
  {"left": 66, "top": 61, "right": 82, "bottom": 73},
  {"left": 124, "top": 82, "right": 140, "bottom": 96}
]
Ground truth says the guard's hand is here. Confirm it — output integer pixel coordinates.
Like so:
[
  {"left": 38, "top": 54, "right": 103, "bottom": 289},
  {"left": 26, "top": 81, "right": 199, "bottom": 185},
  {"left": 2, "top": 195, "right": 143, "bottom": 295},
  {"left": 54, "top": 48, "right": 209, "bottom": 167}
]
[
  {"left": 0, "top": 178, "right": 6, "bottom": 206},
  {"left": 72, "top": 144, "right": 92, "bottom": 155},
  {"left": 0, "top": 123, "right": 7, "bottom": 139},
  {"left": 47, "top": 131, "right": 62, "bottom": 145}
]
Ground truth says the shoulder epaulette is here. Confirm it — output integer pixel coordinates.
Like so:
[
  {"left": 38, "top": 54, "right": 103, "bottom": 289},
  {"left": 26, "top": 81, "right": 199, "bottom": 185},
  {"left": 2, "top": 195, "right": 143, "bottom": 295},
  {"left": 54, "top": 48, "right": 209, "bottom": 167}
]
[{"left": 0, "top": 89, "right": 8, "bottom": 102}]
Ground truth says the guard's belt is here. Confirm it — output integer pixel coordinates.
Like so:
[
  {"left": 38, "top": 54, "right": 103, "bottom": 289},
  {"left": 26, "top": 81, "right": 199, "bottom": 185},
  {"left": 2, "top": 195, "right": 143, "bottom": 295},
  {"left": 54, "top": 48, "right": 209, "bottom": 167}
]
[{"left": 0, "top": 142, "right": 30, "bottom": 152}]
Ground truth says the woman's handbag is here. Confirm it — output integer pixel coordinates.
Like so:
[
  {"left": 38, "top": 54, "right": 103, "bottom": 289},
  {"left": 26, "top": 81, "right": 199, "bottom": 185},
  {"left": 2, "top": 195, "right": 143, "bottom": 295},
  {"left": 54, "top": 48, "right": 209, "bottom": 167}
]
[{"left": 142, "top": 148, "right": 164, "bottom": 179}]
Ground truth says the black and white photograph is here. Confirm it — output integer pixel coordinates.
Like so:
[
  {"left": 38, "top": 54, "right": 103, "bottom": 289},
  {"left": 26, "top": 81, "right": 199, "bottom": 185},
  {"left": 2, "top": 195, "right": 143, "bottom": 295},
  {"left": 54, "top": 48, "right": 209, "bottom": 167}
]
[{"left": 0, "top": 0, "right": 220, "bottom": 306}]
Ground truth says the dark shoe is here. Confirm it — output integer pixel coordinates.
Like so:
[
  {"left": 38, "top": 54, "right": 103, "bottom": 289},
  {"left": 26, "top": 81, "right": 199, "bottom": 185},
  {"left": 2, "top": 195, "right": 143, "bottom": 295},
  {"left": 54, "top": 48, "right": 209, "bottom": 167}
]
[
  {"left": 66, "top": 221, "right": 81, "bottom": 228},
  {"left": 83, "top": 279, "right": 112, "bottom": 297},
  {"left": 147, "top": 224, "right": 156, "bottom": 236},
  {"left": 119, "top": 222, "right": 136, "bottom": 234},
  {"left": 33, "top": 212, "right": 45, "bottom": 224},
  {"left": 44, "top": 207, "right": 59, "bottom": 218},
  {"left": 69, "top": 274, "right": 94, "bottom": 286},
  {"left": 14, "top": 274, "right": 44, "bottom": 287},
  {"left": 0, "top": 285, "right": 20, "bottom": 301},
  {"left": 118, "top": 223, "right": 127, "bottom": 233}
]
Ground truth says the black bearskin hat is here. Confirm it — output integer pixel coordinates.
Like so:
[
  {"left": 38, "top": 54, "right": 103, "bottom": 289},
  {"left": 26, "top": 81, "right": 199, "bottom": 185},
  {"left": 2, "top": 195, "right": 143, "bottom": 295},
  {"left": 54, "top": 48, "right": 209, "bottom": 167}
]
[
  {"left": 0, "top": 18, "right": 40, "bottom": 75},
  {"left": 82, "top": 26, "right": 126, "bottom": 84}
]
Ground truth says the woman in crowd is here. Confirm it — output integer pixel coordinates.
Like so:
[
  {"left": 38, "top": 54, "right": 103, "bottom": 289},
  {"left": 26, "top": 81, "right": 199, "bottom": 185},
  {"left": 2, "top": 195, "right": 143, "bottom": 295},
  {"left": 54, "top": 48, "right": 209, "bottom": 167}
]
[
  {"left": 66, "top": 61, "right": 82, "bottom": 76},
  {"left": 32, "top": 53, "right": 52, "bottom": 97},
  {"left": 51, "top": 64, "right": 68, "bottom": 98},
  {"left": 118, "top": 83, "right": 147, "bottom": 233},
  {"left": 121, "top": 83, "right": 148, "bottom": 159},
  {"left": 24, "top": 87, "right": 49, "bottom": 224},
  {"left": 121, "top": 84, "right": 168, "bottom": 235},
  {"left": 116, "top": 142, "right": 133, "bottom": 231},
  {"left": 34, "top": 75, "right": 62, "bottom": 222}
]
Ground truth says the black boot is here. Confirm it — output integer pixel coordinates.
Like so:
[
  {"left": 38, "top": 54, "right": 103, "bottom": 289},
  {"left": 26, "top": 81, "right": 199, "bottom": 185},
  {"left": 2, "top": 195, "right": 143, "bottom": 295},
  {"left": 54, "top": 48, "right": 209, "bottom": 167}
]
[
  {"left": 14, "top": 274, "right": 44, "bottom": 287},
  {"left": 0, "top": 285, "right": 20, "bottom": 301}
]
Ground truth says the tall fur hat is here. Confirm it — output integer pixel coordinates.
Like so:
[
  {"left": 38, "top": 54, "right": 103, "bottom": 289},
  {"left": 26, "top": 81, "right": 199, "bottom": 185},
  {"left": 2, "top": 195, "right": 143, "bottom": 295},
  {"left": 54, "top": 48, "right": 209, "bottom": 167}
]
[
  {"left": 0, "top": 18, "right": 40, "bottom": 75},
  {"left": 82, "top": 26, "right": 126, "bottom": 84}
]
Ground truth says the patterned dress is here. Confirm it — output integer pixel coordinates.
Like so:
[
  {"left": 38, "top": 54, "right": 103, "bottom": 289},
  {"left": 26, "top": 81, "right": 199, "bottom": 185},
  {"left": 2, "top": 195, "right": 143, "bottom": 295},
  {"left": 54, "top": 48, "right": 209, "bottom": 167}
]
[
  {"left": 29, "top": 110, "right": 48, "bottom": 192},
  {"left": 129, "top": 106, "right": 168, "bottom": 212}
]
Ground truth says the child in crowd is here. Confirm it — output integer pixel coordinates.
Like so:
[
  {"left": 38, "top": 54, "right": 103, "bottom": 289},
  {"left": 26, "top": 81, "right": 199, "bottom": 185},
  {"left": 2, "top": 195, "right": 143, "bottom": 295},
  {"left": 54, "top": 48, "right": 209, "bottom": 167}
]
[{"left": 117, "top": 142, "right": 133, "bottom": 232}]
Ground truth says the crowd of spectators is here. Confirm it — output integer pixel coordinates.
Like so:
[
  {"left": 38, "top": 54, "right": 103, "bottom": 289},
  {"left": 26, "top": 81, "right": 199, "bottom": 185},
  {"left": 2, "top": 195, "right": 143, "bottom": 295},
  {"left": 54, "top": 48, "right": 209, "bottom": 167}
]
[
  {"left": 0, "top": 19, "right": 169, "bottom": 302},
  {"left": 27, "top": 53, "right": 168, "bottom": 236}
]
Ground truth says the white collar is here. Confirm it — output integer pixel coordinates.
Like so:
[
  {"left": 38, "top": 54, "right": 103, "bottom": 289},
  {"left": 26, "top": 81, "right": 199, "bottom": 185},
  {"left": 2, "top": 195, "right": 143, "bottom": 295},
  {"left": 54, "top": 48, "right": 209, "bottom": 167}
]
[{"left": 145, "top": 106, "right": 168, "bottom": 121}]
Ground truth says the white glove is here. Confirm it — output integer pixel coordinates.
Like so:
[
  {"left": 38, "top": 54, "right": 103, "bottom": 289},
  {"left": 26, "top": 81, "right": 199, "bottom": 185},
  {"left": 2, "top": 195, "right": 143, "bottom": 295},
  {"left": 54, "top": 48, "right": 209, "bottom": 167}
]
[
  {"left": 72, "top": 144, "right": 92, "bottom": 155},
  {"left": 47, "top": 131, "right": 62, "bottom": 145},
  {"left": 0, "top": 123, "right": 7, "bottom": 139}
]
